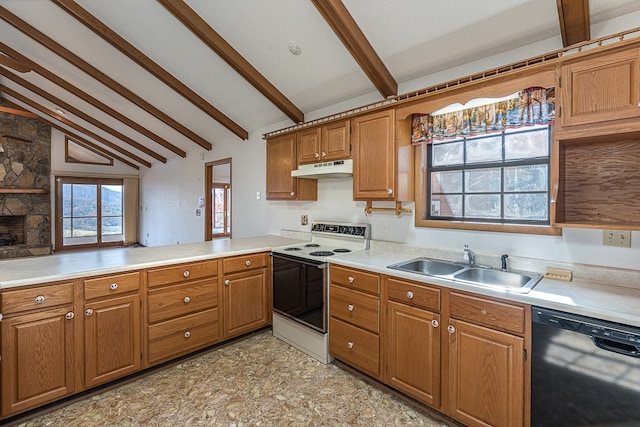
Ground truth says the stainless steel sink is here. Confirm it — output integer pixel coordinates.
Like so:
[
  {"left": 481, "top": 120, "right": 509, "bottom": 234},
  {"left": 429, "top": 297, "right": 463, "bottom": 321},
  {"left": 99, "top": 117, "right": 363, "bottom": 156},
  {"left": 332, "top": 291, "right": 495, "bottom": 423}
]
[
  {"left": 452, "top": 267, "right": 542, "bottom": 293},
  {"left": 387, "top": 257, "right": 465, "bottom": 276},
  {"left": 387, "top": 257, "right": 542, "bottom": 293}
]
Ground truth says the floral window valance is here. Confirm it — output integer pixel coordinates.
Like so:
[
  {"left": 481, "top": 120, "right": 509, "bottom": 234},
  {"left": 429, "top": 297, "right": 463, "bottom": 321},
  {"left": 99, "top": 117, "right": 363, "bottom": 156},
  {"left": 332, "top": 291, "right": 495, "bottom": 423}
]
[{"left": 411, "top": 86, "right": 555, "bottom": 145}]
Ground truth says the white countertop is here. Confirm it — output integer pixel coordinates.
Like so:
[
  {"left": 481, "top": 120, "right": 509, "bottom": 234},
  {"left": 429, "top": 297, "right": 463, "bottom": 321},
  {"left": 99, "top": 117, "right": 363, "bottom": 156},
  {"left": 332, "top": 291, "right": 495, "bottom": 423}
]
[
  {"left": 327, "top": 245, "right": 640, "bottom": 328},
  {"left": 0, "top": 236, "right": 304, "bottom": 289}
]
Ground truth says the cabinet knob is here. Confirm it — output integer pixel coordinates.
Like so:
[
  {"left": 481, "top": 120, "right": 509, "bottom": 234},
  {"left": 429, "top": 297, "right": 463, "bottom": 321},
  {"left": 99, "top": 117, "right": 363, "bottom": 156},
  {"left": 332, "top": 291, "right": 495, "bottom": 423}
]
[
  {"left": 66, "top": 312, "right": 75, "bottom": 320},
  {"left": 245, "top": 260, "right": 251, "bottom": 266},
  {"left": 347, "top": 276, "right": 354, "bottom": 283},
  {"left": 85, "top": 309, "right": 94, "bottom": 316},
  {"left": 406, "top": 291, "right": 414, "bottom": 299},
  {"left": 183, "top": 270, "right": 190, "bottom": 278},
  {"left": 347, "top": 304, "right": 354, "bottom": 312},
  {"left": 431, "top": 319, "right": 439, "bottom": 328},
  {"left": 35, "top": 295, "right": 45, "bottom": 304},
  {"left": 110, "top": 283, "right": 118, "bottom": 290},
  {"left": 480, "top": 309, "right": 487, "bottom": 315},
  {"left": 347, "top": 341, "right": 354, "bottom": 349},
  {"left": 184, "top": 331, "right": 191, "bottom": 338},
  {"left": 224, "top": 279, "right": 230, "bottom": 286},
  {"left": 387, "top": 188, "right": 393, "bottom": 195},
  {"left": 314, "top": 152, "right": 320, "bottom": 158},
  {"left": 290, "top": 192, "right": 295, "bottom": 197},
  {"left": 184, "top": 296, "right": 191, "bottom": 303},
  {"left": 447, "top": 325, "right": 456, "bottom": 334},
  {"left": 321, "top": 151, "right": 326, "bottom": 158}
]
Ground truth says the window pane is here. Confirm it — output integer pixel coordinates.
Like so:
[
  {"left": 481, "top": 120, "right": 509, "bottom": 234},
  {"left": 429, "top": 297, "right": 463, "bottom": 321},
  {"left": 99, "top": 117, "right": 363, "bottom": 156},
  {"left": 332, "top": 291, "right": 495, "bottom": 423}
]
[
  {"left": 465, "top": 168, "right": 501, "bottom": 193},
  {"left": 62, "top": 218, "right": 72, "bottom": 237},
  {"left": 71, "top": 184, "right": 96, "bottom": 217},
  {"left": 432, "top": 140, "right": 463, "bottom": 166},
  {"left": 62, "top": 184, "right": 72, "bottom": 217},
  {"left": 504, "top": 165, "right": 548, "bottom": 192},
  {"left": 431, "top": 171, "right": 462, "bottom": 193},
  {"left": 102, "top": 216, "right": 123, "bottom": 236},
  {"left": 431, "top": 194, "right": 462, "bottom": 217},
  {"left": 72, "top": 217, "right": 97, "bottom": 237},
  {"left": 505, "top": 129, "right": 548, "bottom": 160},
  {"left": 504, "top": 193, "right": 548, "bottom": 220},
  {"left": 102, "top": 185, "right": 123, "bottom": 216},
  {"left": 466, "top": 135, "right": 502, "bottom": 163},
  {"left": 465, "top": 194, "right": 501, "bottom": 218}
]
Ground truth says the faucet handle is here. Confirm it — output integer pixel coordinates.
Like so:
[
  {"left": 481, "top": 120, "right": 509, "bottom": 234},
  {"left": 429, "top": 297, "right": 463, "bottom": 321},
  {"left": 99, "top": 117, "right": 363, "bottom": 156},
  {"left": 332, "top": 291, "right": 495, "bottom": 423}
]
[{"left": 501, "top": 254, "right": 509, "bottom": 271}]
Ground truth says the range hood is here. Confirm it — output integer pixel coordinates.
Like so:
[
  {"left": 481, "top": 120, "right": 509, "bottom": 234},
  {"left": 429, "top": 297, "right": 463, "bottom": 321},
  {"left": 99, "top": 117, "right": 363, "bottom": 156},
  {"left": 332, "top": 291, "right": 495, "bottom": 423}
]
[{"left": 291, "top": 159, "right": 352, "bottom": 179}]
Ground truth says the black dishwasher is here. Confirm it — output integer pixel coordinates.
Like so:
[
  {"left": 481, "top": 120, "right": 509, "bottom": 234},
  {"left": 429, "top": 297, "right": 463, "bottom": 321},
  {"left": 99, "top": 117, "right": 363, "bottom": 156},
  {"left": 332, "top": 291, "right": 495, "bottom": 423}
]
[{"left": 531, "top": 306, "right": 640, "bottom": 426}]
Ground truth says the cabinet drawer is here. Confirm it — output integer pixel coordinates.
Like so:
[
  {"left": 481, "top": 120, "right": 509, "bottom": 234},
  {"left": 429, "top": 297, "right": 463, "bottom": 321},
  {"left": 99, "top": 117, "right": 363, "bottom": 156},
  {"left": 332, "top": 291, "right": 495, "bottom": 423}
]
[
  {"left": 330, "top": 284, "right": 379, "bottom": 333},
  {"left": 148, "top": 278, "right": 218, "bottom": 324},
  {"left": 148, "top": 308, "right": 219, "bottom": 364},
  {"left": 222, "top": 252, "right": 268, "bottom": 274},
  {"left": 148, "top": 260, "right": 218, "bottom": 287},
  {"left": 2, "top": 282, "right": 74, "bottom": 314},
  {"left": 329, "top": 317, "right": 379, "bottom": 378},
  {"left": 449, "top": 291, "right": 525, "bottom": 335},
  {"left": 84, "top": 272, "right": 140, "bottom": 300},
  {"left": 330, "top": 265, "right": 380, "bottom": 295},
  {"left": 386, "top": 277, "right": 440, "bottom": 311}
]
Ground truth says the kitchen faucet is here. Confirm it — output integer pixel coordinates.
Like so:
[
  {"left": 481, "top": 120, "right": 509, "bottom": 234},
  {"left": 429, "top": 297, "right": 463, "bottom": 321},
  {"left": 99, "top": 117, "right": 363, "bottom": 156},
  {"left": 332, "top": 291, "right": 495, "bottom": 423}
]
[
  {"left": 501, "top": 254, "right": 509, "bottom": 271},
  {"left": 463, "top": 244, "right": 476, "bottom": 265}
]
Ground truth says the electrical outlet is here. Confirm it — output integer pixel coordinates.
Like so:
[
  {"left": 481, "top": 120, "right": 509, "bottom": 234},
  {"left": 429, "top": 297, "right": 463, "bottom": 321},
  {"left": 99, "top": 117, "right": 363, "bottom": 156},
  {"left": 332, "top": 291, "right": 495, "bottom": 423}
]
[
  {"left": 602, "top": 230, "right": 631, "bottom": 247},
  {"left": 301, "top": 214, "right": 308, "bottom": 226}
]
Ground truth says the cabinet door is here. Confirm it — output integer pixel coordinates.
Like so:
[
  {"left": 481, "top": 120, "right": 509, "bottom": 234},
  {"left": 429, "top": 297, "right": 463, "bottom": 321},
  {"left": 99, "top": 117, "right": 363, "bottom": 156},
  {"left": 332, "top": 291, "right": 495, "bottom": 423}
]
[
  {"left": 297, "top": 127, "right": 322, "bottom": 164},
  {"left": 223, "top": 268, "right": 269, "bottom": 339},
  {"left": 447, "top": 318, "right": 524, "bottom": 427},
  {"left": 561, "top": 48, "right": 640, "bottom": 126},
  {"left": 322, "top": 120, "right": 350, "bottom": 161},
  {"left": 1, "top": 306, "right": 75, "bottom": 416},
  {"left": 387, "top": 301, "right": 441, "bottom": 408},
  {"left": 84, "top": 294, "right": 141, "bottom": 388},
  {"left": 352, "top": 109, "right": 396, "bottom": 200},
  {"left": 266, "top": 134, "right": 317, "bottom": 200}
]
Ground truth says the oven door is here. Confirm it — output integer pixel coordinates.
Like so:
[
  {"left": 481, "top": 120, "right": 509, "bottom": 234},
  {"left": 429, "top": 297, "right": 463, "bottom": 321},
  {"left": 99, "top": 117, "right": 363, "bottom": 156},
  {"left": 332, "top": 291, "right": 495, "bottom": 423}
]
[{"left": 271, "top": 252, "right": 326, "bottom": 333}]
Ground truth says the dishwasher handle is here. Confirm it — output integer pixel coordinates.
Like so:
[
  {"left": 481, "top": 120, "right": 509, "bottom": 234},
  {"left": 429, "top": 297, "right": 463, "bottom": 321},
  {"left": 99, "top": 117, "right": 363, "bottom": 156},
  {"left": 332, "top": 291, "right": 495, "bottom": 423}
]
[{"left": 592, "top": 336, "right": 640, "bottom": 358}]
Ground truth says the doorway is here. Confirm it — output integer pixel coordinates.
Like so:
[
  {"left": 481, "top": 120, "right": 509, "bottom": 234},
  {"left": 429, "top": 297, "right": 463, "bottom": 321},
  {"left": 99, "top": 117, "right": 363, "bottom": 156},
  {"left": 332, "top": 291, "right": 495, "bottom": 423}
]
[{"left": 205, "top": 158, "right": 231, "bottom": 240}]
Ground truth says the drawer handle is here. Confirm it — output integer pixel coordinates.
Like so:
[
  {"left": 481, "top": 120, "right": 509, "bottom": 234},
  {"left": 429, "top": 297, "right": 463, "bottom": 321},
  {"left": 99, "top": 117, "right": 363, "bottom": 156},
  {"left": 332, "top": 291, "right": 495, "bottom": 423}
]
[
  {"left": 110, "top": 283, "right": 118, "bottom": 290},
  {"left": 35, "top": 295, "right": 45, "bottom": 304},
  {"left": 431, "top": 319, "right": 439, "bottom": 328},
  {"left": 447, "top": 325, "right": 455, "bottom": 334},
  {"left": 224, "top": 279, "right": 230, "bottom": 286},
  {"left": 347, "top": 276, "right": 354, "bottom": 283},
  {"left": 184, "top": 331, "right": 191, "bottom": 338},
  {"left": 480, "top": 309, "right": 487, "bottom": 315},
  {"left": 347, "top": 304, "right": 354, "bottom": 312},
  {"left": 347, "top": 341, "right": 354, "bottom": 349},
  {"left": 66, "top": 312, "right": 75, "bottom": 320},
  {"left": 245, "top": 260, "right": 251, "bottom": 266},
  {"left": 184, "top": 296, "right": 191, "bottom": 303},
  {"left": 183, "top": 270, "right": 190, "bottom": 278},
  {"left": 406, "top": 291, "right": 414, "bottom": 299},
  {"left": 85, "top": 309, "right": 94, "bottom": 316}
]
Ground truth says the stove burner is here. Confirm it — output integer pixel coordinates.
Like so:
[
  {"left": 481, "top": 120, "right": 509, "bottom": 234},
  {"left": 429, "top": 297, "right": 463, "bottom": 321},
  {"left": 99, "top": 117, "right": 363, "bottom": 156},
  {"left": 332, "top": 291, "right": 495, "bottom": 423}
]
[
  {"left": 284, "top": 247, "right": 302, "bottom": 251},
  {"left": 305, "top": 243, "right": 320, "bottom": 248},
  {"left": 333, "top": 248, "right": 351, "bottom": 253},
  {"left": 309, "top": 251, "right": 334, "bottom": 257}
]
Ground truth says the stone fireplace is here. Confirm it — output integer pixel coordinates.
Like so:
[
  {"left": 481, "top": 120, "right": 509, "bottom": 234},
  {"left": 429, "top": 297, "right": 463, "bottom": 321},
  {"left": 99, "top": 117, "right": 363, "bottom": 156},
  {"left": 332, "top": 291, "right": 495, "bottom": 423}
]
[{"left": 0, "top": 102, "right": 52, "bottom": 258}]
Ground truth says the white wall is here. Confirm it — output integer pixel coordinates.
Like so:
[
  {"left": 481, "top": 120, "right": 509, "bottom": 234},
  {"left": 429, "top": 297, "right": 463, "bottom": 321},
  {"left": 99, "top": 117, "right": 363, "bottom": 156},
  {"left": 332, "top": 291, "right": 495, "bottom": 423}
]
[{"left": 139, "top": 12, "right": 640, "bottom": 271}]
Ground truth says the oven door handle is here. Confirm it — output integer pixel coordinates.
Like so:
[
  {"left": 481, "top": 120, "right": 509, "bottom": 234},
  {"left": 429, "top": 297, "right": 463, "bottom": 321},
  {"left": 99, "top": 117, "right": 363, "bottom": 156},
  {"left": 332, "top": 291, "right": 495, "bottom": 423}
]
[{"left": 270, "top": 252, "right": 326, "bottom": 268}]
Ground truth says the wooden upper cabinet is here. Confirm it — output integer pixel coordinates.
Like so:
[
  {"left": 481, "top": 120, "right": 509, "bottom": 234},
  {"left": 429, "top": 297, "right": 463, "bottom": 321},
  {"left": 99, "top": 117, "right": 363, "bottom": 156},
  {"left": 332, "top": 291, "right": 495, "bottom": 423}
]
[
  {"left": 297, "top": 127, "right": 322, "bottom": 164},
  {"left": 560, "top": 47, "right": 640, "bottom": 127},
  {"left": 266, "top": 133, "right": 317, "bottom": 201},
  {"left": 352, "top": 109, "right": 413, "bottom": 201},
  {"left": 297, "top": 120, "right": 351, "bottom": 164}
]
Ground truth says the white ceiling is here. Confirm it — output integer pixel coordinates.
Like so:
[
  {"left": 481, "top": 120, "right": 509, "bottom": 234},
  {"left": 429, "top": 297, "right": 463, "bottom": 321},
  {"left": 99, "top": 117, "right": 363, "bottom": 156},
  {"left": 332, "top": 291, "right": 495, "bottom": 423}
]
[{"left": 1, "top": 0, "right": 640, "bottom": 168}]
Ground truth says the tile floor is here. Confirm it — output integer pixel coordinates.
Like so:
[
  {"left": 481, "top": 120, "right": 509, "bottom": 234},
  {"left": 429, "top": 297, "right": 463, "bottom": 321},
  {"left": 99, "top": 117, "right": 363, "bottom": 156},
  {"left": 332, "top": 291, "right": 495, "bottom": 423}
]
[{"left": 12, "top": 331, "right": 454, "bottom": 426}]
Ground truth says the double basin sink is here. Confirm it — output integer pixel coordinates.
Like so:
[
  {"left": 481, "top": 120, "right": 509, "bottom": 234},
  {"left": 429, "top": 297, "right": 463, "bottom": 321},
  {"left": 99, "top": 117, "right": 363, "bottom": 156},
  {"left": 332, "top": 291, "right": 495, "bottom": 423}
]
[{"left": 387, "top": 257, "right": 542, "bottom": 293}]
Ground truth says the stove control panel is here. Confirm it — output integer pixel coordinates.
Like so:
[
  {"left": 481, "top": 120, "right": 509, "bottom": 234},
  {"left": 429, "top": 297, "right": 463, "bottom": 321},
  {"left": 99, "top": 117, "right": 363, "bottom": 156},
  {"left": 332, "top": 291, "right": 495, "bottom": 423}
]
[{"left": 311, "top": 222, "right": 370, "bottom": 238}]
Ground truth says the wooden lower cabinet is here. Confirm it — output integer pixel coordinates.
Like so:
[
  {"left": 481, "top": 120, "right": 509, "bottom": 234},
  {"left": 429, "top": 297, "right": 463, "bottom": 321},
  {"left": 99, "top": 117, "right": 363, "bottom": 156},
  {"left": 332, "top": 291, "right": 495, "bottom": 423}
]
[
  {"left": 222, "top": 268, "right": 269, "bottom": 339},
  {"left": 1, "top": 305, "right": 76, "bottom": 416}
]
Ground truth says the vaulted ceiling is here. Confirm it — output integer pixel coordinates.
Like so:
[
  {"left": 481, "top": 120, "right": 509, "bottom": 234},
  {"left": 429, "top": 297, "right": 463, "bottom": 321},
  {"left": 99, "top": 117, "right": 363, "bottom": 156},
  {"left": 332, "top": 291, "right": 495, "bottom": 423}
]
[{"left": 1, "top": 0, "right": 639, "bottom": 169}]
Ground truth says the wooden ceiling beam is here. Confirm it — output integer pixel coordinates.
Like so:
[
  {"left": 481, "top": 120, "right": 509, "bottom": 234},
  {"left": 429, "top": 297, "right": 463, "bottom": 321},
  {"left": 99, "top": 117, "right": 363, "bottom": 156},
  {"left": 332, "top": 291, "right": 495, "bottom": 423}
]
[
  {"left": 0, "top": 40, "right": 185, "bottom": 158},
  {"left": 0, "top": 52, "right": 31, "bottom": 73},
  {"left": 311, "top": 0, "right": 397, "bottom": 98},
  {"left": 0, "top": 84, "right": 152, "bottom": 168},
  {"left": 0, "top": 105, "right": 38, "bottom": 118},
  {"left": 0, "top": 67, "right": 167, "bottom": 163},
  {"left": 51, "top": 0, "right": 249, "bottom": 140},
  {"left": 557, "top": 0, "right": 591, "bottom": 47},
  {"left": 0, "top": 6, "right": 212, "bottom": 151},
  {"left": 157, "top": 0, "right": 304, "bottom": 124}
]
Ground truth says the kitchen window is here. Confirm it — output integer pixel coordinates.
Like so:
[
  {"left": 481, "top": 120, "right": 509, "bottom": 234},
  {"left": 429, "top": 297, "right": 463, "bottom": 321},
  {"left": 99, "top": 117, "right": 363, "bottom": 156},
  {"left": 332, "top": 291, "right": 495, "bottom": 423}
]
[{"left": 418, "top": 125, "right": 558, "bottom": 234}]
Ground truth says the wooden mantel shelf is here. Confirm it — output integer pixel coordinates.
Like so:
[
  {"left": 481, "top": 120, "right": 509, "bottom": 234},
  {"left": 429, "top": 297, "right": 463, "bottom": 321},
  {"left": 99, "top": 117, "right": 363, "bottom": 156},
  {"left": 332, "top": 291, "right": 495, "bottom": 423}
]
[{"left": 0, "top": 189, "right": 50, "bottom": 194}]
